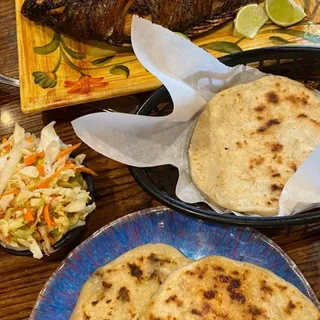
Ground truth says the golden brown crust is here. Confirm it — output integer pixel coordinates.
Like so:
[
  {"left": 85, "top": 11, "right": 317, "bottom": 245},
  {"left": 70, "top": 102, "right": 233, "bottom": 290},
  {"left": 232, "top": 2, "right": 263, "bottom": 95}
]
[
  {"left": 140, "top": 256, "right": 320, "bottom": 320},
  {"left": 70, "top": 244, "right": 191, "bottom": 320}
]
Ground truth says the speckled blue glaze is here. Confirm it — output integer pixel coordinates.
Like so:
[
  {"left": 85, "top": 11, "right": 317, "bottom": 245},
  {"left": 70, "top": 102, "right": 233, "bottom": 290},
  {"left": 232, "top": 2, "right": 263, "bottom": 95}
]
[{"left": 31, "top": 207, "right": 319, "bottom": 319}]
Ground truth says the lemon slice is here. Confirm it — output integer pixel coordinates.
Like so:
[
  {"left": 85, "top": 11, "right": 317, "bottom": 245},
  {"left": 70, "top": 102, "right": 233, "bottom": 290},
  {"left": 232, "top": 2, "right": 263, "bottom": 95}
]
[
  {"left": 234, "top": 4, "right": 268, "bottom": 39},
  {"left": 266, "top": 0, "right": 306, "bottom": 27}
]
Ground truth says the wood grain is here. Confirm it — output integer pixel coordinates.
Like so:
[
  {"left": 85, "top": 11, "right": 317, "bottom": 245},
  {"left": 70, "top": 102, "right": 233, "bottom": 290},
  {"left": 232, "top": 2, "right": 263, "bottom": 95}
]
[{"left": 0, "top": 1, "right": 319, "bottom": 319}]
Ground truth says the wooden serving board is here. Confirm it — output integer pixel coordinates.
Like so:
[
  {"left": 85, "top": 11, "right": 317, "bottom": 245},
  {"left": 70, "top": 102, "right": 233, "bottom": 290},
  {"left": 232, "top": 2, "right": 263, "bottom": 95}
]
[{"left": 15, "top": 0, "right": 320, "bottom": 113}]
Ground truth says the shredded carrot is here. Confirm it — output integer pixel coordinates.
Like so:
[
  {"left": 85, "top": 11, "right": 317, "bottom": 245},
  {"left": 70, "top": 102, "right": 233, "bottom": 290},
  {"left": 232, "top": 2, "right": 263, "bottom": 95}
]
[
  {"left": 76, "top": 166, "right": 98, "bottom": 176},
  {"left": 24, "top": 208, "right": 34, "bottom": 222},
  {"left": 24, "top": 151, "right": 45, "bottom": 166},
  {"left": 37, "top": 164, "right": 97, "bottom": 189},
  {"left": 38, "top": 164, "right": 76, "bottom": 189},
  {"left": 37, "top": 165, "right": 45, "bottom": 177},
  {"left": 2, "top": 137, "right": 11, "bottom": 153},
  {"left": 0, "top": 188, "right": 20, "bottom": 199},
  {"left": 25, "top": 136, "right": 34, "bottom": 143},
  {"left": 24, "top": 155, "right": 37, "bottom": 166},
  {"left": 43, "top": 203, "right": 55, "bottom": 227},
  {"left": 56, "top": 143, "right": 81, "bottom": 160}
]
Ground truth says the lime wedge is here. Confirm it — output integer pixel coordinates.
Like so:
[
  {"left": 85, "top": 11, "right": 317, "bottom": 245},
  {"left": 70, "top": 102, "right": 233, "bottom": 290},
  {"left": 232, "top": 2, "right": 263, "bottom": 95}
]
[
  {"left": 266, "top": 0, "right": 306, "bottom": 27},
  {"left": 234, "top": 4, "right": 268, "bottom": 39}
]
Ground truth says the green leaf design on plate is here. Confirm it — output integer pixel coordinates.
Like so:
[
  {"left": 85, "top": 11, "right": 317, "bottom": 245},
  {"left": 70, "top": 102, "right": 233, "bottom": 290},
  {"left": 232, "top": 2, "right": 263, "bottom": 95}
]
[
  {"left": 34, "top": 33, "right": 60, "bottom": 55},
  {"left": 262, "top": 29, "right": 320, "bottom": 44},
  {"left": 203, "top": 41, "right": 243, "bottom": 54},
  {"left": 61, "top": 38, "right": 86, "bottom": 60},
  {"left": 61, "top": 50, "right": 85, "bottom": 76},
  {"left": 32, "top": 71, "right": 57, "bottom": 89},
  {"left": 269, "top": 36, "right": 292, "bottom": 45},
  {"left": 92, "top": 55, "right": 115, "bottom": 66},
  {"left": 110, "top": 65, "right": 130, "bottom": 78}
]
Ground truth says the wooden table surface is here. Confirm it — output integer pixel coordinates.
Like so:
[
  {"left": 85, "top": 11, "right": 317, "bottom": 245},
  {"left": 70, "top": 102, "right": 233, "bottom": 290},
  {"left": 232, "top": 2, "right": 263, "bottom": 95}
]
[{"left": 1, "top": 1, "right": 320, "bottom": 319}]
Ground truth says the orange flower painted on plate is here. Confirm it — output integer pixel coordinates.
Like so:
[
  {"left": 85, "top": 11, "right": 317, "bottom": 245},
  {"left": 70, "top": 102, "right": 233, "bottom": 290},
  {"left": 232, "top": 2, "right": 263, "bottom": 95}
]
[{"left": 64, "top": 76, "right": 109, "bottom": 94}]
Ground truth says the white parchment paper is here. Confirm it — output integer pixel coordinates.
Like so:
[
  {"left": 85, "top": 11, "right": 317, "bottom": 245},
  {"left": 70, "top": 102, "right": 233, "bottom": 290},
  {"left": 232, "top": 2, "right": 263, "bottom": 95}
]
[{"left": 72, "top": 17, "right": 320, "bottom": 217}]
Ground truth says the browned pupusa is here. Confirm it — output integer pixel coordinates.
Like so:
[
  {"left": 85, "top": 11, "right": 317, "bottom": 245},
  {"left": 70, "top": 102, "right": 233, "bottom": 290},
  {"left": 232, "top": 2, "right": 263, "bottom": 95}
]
[
  {"left": 70, "top": 243, "right": 191, "bottom": 320},
  {"left": 21, "top": 0, "right": 256, "bottom": 46},
  {"left": 140, "top": 256, "right": 320, "bottom": 319},
  {"left": 189, "top": 75, "right": 320, "bottom": 216}
]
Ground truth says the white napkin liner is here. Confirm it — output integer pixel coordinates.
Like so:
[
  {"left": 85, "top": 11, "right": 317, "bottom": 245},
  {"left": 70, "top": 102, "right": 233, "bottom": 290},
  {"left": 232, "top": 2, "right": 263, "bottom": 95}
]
[{"left": 72, "top": 17, "right": 320, "bottom": 217}]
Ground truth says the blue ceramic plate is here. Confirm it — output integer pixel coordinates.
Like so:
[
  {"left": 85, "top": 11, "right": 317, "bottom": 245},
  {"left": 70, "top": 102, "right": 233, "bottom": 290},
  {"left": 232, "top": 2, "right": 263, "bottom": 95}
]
[{"left": 31, "top": 206, "right": 319, "bottom": 319}]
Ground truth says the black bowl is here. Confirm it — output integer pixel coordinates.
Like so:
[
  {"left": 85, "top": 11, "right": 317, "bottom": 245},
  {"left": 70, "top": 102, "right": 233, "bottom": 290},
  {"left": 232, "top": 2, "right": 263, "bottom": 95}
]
[
  {"left": 0, "top": 158, "right": 95, "bottom": 259},
  {"left": 129, "top": 46, "right": 320, "bottom": 227}
]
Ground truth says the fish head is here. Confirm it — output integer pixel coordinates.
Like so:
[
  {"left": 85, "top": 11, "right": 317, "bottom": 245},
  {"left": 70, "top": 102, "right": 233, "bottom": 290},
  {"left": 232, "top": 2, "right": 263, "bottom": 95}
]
[{"left": 21, "top": 0, "right": 67, "bottom": 22}]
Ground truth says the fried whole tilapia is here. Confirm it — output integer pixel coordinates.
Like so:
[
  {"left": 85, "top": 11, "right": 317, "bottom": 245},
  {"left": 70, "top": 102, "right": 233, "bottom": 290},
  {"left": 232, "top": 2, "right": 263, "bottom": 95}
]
[{"left": 21, "top": 0, "right": 256, "bottom": 46}]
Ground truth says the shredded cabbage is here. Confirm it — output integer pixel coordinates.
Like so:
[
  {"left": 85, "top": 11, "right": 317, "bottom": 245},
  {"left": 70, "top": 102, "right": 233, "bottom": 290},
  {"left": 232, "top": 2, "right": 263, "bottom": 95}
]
[
  {"left": 64, "top": 198, "right": 88, "bottom": 213},
  {"left": 37, "top": 121, "right": 62, "bottom": 152},
  {"left": 0, "top": 220, "right": 9, "bottom": 237},
  {"left": 13, "top": 123, "right": 25, "bottom": 144},
  {"left": 30, "top": 198, "right": 42, "bottom": 207},
  {"left": 44, "top": 140, "right": 60, "bottom": 177},
  {"left": 0, "top": 156, "right": 8, "bottom": 170},
  {"left": 75, "top": 154, "right": 86, "bottom": 164},
  {"left": 18, "top": 236, "right": 43, "bottom": 259},
  {"left": 0, "top": 123, "right": 96, "bottom": 259},
  {"left": 69, "top": 219, "right": 86, "bottom": 230},
  {"left": 0, "top": 194, "right": 15, "bottom": 212},
  {"left": 14, "top": 189, "right": 33, "bottom": 203},
  {"left": 20, "top": 166, "right": 39, "bottom": 178},
  {"left": 0, "top": 145, "right": 23, "bottom": 195},
  {"left": 8, "top": 218, "right": 25, "bottom": 230},
  {"left": 81, "top": 202, "right": 96, "bottom": 219}
]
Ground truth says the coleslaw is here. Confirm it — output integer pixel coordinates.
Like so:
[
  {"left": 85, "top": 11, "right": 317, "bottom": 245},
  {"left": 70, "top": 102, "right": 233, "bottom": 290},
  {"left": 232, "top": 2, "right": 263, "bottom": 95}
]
[{"left": 0, "top": 122, "right": 96, "bottom": 258}]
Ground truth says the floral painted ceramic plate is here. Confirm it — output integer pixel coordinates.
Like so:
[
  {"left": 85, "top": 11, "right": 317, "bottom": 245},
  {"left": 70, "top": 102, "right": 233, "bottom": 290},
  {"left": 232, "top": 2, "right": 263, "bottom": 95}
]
[
  {"left": 30, "top": 206, "right": 319, "bottom": 319},
  {"left": 15, "top": 0, "right": 320, "bottom": 113}
]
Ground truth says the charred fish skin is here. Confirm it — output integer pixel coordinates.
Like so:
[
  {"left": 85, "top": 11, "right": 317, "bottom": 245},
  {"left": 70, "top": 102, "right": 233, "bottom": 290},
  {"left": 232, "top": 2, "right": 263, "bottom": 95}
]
[
  {"left": 21, "top": 0, "right": 136, "bottom": 45},
  {"left": 21, "top": 0, "right": 256, "bottom": 46}
]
